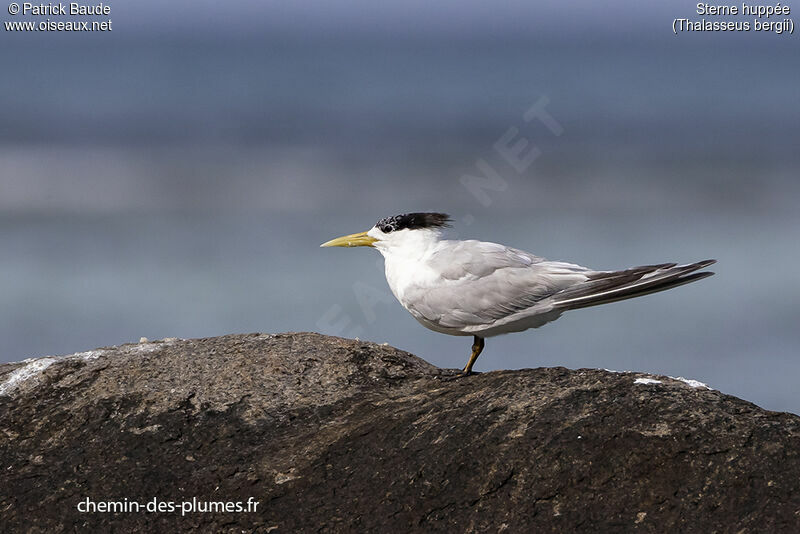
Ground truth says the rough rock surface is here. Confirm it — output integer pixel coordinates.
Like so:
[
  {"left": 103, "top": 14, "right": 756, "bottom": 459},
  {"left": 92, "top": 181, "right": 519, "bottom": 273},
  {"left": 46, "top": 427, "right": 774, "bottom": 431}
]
[{"left": 1, "top": 332, "right": 799, "bottom": 533}]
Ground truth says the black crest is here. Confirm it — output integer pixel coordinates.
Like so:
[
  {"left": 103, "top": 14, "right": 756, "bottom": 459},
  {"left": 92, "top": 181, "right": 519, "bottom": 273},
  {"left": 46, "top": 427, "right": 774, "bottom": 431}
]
[{"left": 375, "top": 213, "right": 452, "bottom": 233}]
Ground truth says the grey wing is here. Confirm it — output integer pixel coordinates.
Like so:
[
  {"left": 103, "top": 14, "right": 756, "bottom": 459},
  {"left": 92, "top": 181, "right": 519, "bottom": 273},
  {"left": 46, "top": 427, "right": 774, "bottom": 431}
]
[
  {"left": 403, "top": 239, "right": 716, "bottom": 333},
  {"left": 405, "top": 240, "right": 590, "bottom": 329}
]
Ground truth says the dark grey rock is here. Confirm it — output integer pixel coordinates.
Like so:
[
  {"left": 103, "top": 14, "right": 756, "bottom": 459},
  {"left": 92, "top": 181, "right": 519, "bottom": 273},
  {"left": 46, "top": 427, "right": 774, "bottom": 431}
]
[{"left": 1, "top": 332, "right": 799, "bottom": 532}]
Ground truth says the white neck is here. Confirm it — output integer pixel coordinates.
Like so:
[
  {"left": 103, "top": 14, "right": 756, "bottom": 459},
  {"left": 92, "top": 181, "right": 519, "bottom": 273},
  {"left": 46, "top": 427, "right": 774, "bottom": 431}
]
[{"left": 368, "top": 227, "right": 444, "bottom": 303}]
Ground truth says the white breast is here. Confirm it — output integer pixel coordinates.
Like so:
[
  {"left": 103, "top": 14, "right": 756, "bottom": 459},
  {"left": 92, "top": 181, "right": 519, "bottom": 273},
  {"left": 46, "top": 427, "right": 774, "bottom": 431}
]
[
  {"left": 384, "top": 254, "right": 438, "bottom": 305},
  {"left": 372, "top": 228, "right": 443, "bottom": 308}
]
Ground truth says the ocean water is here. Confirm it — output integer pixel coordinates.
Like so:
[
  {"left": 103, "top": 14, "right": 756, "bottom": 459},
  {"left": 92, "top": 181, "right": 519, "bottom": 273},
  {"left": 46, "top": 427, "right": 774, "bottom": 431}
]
[{"left": 1, "top": 36, "right": 798, "bottom": 412}]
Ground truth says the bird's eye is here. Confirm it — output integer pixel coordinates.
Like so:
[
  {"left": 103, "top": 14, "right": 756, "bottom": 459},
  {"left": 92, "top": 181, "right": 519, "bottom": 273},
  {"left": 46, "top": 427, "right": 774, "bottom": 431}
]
[{"left": 381, "top": 224, "right": 394, "bottom": 233}]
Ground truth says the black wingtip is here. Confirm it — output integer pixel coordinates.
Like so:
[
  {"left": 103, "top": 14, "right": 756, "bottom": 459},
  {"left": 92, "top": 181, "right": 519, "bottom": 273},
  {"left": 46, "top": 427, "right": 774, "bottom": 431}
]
[
  {"left": 682, "top": 271, "right": 715, "bottom": 281},
  {"left": 557, "top": 262, "right": 717, "bottom": 311}
]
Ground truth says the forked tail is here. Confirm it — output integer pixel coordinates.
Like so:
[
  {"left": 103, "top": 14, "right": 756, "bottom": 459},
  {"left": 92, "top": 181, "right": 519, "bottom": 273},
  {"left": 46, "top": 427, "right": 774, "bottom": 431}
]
[{"left": 552, "top": 259, "right": 716, "bottom": 310}]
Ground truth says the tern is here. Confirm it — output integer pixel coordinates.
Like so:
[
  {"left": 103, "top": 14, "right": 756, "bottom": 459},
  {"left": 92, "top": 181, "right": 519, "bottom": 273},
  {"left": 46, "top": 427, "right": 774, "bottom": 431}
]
[{"left": 321, "top": 213, "right": 715, "bottom": 377}]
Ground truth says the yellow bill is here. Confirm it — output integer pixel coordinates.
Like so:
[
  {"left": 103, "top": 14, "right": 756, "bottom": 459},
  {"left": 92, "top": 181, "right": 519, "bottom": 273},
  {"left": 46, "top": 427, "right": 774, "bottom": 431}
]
[{"left": 320, "top": 230, "right": 377, "bottom": 248}]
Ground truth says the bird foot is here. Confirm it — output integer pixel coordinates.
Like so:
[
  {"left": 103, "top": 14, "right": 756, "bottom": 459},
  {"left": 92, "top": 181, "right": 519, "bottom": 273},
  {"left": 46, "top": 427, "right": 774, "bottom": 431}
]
[{"left": 439, "top": 370, "right": 478, "bottom": 382}]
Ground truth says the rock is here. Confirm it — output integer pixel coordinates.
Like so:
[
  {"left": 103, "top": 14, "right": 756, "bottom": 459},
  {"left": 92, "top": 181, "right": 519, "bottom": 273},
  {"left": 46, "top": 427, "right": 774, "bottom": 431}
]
[{"left": 1, "top": 332, "right": 799, "bottom": 532}]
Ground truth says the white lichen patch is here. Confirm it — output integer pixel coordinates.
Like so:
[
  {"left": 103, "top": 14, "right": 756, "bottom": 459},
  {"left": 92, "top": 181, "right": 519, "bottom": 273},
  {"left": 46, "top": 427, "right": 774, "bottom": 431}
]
[
  {"left": 634, "top": 378, "right": 662, "bottom": 385},
  {"left": 1, "top": 337, "right": 185, "bottom": 398},
  {"left": 124, "top": 339, "right": 177, "bottom": 354},
  {"left": 670, "top": 376, "right": 712, "bottom": 389},
  {"left": 0, "top": 358, "right": 56, "bottom": 396},
  {"left": 127, "top": 343, "right": 159, "bottom": 353},
  {"left": 71, "top": 350, "right": 106, "bottom": 361}
]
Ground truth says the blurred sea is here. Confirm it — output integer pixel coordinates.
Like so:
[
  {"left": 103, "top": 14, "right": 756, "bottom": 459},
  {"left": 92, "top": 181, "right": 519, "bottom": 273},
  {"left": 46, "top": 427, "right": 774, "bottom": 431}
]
[{"left": 1, "top": 36, "right": 798, "bottom": 412}]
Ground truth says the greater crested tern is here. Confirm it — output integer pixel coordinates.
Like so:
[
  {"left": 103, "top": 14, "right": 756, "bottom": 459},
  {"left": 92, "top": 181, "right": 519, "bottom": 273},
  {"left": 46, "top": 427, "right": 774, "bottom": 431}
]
[{"left": 321, "top": 213, "right": 715, "bottom": 377}]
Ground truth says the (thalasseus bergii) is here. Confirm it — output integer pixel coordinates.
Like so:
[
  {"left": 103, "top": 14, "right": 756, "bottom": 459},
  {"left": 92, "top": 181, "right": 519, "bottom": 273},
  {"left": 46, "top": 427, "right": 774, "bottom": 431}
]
[{"left": 321, "top": 213, "right": 715, "bottom": 377}]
